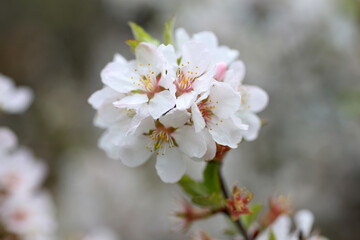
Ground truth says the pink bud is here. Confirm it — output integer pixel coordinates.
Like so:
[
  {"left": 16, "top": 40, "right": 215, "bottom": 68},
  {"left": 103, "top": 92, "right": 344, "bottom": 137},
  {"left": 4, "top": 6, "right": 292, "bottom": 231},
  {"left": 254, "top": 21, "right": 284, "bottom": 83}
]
[{"left": 214, "top": 62, "right": 227, "bottom": 81}]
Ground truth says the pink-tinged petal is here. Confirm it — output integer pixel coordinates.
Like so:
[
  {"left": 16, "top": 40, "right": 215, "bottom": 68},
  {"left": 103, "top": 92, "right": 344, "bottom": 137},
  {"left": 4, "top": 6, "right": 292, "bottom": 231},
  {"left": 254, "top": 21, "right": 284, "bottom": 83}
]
[
  {"left": 117, "top": 134, "right": 153, "bottom": 167},
  {"left": 155, "top": 147, "right": 187, "bottom": 183},
  {"left": 176, "top": 91, "right": 198, "bottom": 110},
  {"left": 159, "top": 109, "right": 190, "bottom": 128},
  {"left": 208, "top": 117, "right": 243, "bottom": 148},
  {"left": 214, "top": 62, "right": 227, "bottom": 81},
  {"left": 135, "top": 42, "right": 164, "bottom": 76},
  {"left": 242, "top": 85, "right": 269, "bottom": 113},
  {"left": 101, "top": 60, "right": 140, "bottom": 93},
  {"left": 0, "top": 127, "right": 17, "bottom": 151},
  {"left": 88, "top": 87, "right": 122, "bottom": 110},
  {"left": 237, "top": 112, "right": 261, "bottom": 141},
  {"left": 3, "top": 87, "right": 33, "bottom": 113},
  {"left": 223, "top": 60, "right": 245, "bottom": 90},
  {"left": 113, "top": 94, "right": 148, "bottom": 110},
  {"left": 208, "top": 82, "right": 241, "bottom": 119},
  {"left": 172, "top": 125, "right": 206, "bottom": 158},
  {"left": 148, "top": 90, "right": 176, "bottom": 119},
  {"left": 191, "top": 104, "right": 205, "bottom": 133}
]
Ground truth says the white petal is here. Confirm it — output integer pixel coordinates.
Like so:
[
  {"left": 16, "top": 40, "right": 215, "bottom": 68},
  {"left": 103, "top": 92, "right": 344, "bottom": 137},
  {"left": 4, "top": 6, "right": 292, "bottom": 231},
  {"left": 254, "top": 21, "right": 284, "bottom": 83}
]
[
  {"left": 208, "top": 117, "right": 243, "bottom": 148},
  {"left": 271, "top": 215, "right": 292, "bottom": 240},
  {"left": 113, "top": 94, "right": 148, "bottom": 109},
  {"left": 180, "top": 41, "right": 213, "bottom": 76},
  {"left": 3, "top": 87, "right": 33, "bottom": 113},
  {"left": 191, "top": 104, "right": 205, "bottom": 132},
  {"left": 294, "top": 210, "right": 314, "bottom": 237},
  {"left": 223, "top": 60, "right": 246, "bottom": 90},
  {"left": 208, "top": 82, "right": 241, "bottom": 118},
  {"left": 135, "top": 42, "right": 164, "bottom": 76},
  {"left": 172, "top": 125, "right": 206, "bottom": 158},
  {"left": 159, "top": 109, "right": 190, "bottom": 128},
  {"left": 175, "top": 28, "right": 190, "bottom": 55},
  {"left": 113, "top": 53, "right": 127, "bottom": 64},
  {"left": 198, "top": 129, "right": 216, "bottom": 161},
  {"left": 148, "top": 90, "right": 176, "bottom": 119},
  {"left": 94, "top": 103, "right": 129, "bottom": 128},
  {"left": 118, "top": 134, "right": 153, "bottom": 167},
  {"left": 214, "top": 46, "right": 239, "bottom": 65},
  {"left": 155, "top": 147, "right": 186, "bottom": 183},
  {"left": 176, "top": 91, "right": 197, "bottom": 110},
  {"left": 242, "top": 85, "right": 269, "bottom": 113},
  {"left": 0, "top": 127, "right": 17, "bottom": 151},
  {"left": 237, "top": 111, "right": 261, "bottom": 141},
  {"left": 193, "top": 31, "right": 218, "bottom": 49},
  {"left": 101, "top": 61, "right": 140, "bottom": 93},
  {"left": 125, "top": 106, "right": 150, "bottom": 136},
  {"left": 88, "top": 86, "right": 121, "bottom": 109},
  {"left": 158, "top": 44, "right": 177, "bottom": 67}
]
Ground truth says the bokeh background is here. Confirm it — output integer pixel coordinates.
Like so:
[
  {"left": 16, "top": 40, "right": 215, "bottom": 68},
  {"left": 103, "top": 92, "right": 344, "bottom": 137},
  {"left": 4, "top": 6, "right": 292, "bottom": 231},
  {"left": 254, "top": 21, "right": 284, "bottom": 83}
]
[{"left": 1, "top": 0, "right": 360, "bottom": 239}]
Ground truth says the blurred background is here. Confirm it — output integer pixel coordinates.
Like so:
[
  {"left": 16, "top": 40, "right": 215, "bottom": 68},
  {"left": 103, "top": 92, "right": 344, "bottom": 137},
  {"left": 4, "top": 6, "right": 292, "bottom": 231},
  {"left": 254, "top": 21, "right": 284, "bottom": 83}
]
[{"left": 1, "top": 0, "right": 360, "bottom": 239}]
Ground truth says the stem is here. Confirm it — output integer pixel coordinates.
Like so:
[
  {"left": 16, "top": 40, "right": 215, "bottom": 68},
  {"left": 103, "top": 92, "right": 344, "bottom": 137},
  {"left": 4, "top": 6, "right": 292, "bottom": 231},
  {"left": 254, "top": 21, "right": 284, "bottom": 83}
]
[{"left": 218, "top": 162, "right": 250, "bottom": 240}]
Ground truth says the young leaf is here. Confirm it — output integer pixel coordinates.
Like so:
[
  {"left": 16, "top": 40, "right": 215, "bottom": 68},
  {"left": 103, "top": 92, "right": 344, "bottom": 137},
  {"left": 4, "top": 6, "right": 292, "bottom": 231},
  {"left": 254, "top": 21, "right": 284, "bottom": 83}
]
[
  {"left": 126, "top": 40, "right": 140, "bottom": 52},
  {"left": 128, "top": 22, "right": 160, "bottom": 46},
  {"left": 240, "top": 204, "right": 263, "bottom": 229},
  {"left": 178, "top": 175, "right": 208, "bottom": 197},
  {"left": 163, "top": 16, "right": 175, "bottom": 45},
  {"left": 203, "top": 161, "right": 221, "bottom": 194},
  {"left": 192, "top": 193, "right": 224, "bottom": 209}
]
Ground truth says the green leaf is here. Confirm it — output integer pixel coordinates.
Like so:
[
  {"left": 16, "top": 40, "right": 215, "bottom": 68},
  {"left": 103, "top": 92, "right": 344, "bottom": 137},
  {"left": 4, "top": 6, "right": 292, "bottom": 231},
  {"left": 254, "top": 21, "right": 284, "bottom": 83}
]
[
  {"left": 269, "top": 230, "right": 277, "bottom": 240},
  {"left": 192, "top": 193, "right": 224, "bottom": 208},
  {"left": 178, "top": 175, "right": 208, "bottom": 197},
  {"left": 240, "top": 204, "right": 263, "bottom": 229},
  {"left": 163, "top": 16, "right": 175, "bottom": 45},
  {"left": 126, "top": 40, "right": 140, "bottom": 52},
  {"left": 203, "top": 161, "right": 221, "bottom": 194},
  {"left": 128, "top": 22, "right": 160, "bottom": 46}
]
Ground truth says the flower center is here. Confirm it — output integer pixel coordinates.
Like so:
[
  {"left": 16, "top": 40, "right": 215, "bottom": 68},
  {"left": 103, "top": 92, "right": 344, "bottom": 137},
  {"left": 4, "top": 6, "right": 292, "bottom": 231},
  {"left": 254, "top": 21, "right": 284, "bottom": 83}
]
[
  {"left": 131, "top": 64, "right": 162, "bottom": 98},
  {"left": 175, "top": 62, "right": 200, "bottom": 95},
  {"left": 145, "top": 126, "right": 175, "bottom": 156}
]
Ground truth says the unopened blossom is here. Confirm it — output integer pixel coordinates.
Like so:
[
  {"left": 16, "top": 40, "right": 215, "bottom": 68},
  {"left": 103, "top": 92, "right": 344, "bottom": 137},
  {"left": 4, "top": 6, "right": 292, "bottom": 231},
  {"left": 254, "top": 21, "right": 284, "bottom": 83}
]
[
  {"left": 0, "top": 148, "right": 46, "bottom": 196},
  {"left": 261, "top": 195, "right": 293, "bottom": 227},
  {"left": 226, "top": 186, "right": 253, "bottom": 221},
  {"left": 0, "top": 74, "right": 33, "bottom": 114},
  {"left": 0, "top": 192, "right": 56, "bottom": 239},
  {"left": 99, "top": 110, "right": 206, "bottom": 183},
  {"left": 101, "top": 43, "right": 176, "bottom": 122},
  {"left": 175, "top": 29, "right": 239, "bottom": 65},
  {"left": 222, "top": 61, "right": 269, "bottom": 141},
  {"left": 256, "top": 210, "right": 328, "bottom": 240}
]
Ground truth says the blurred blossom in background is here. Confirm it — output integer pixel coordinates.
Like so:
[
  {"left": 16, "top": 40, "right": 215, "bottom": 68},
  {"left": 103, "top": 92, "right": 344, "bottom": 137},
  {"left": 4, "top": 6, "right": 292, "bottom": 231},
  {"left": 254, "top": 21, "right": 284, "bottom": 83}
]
[{"left": 0, "top": 0, "right": 360, "bottom": 239}]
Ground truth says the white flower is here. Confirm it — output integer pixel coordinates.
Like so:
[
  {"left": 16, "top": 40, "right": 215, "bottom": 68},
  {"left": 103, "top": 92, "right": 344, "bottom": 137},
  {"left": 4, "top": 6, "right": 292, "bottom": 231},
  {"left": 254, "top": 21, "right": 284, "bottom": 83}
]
[
  {"left": 0, "top": 192, "right": 56, "bottom": 239},
  {"left": 0, "top": 127, "right": 17, "bottom": 153},
  {"left": 191, "top": 81, "right": 246, "bottom": 150},
  {"left": 223, "top": 61, "right": 269, "bottom": 141},
  {"left": 164, "top": 41, "right": 216, "bottom": 110},
  {"left": 100, "top": 110, "right": 207, "bottom": 183},
  {"left": 175, "top": 28, "right": 239, "bottom": 65},
  {"left": 0, "top": 74, "right": 33, "bottom": 114},
  {"left": 0, "top": 148, "right": 46, "bottom": 196},
  {"left": 101, "top": 43, "right": 176, "bottom": 121},
  {"left": 256, "top": 210, "right": 328, "bottom": 240}
]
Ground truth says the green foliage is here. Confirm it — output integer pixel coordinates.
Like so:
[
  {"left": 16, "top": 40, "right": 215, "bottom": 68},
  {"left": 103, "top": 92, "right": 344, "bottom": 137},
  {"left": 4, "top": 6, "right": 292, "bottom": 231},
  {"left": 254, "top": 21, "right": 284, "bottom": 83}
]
[
  {"left": 126, "top": 40, "right": 140, "bottom": 52},
  {"left": 178, "top": 161, "right": 224, "bottom": 209},
  {"left": 128, "top": 22, "right": 160, "bottom": 47},
  {"left": 269, "top": 230, "right": 277, "bottom": 240},
  {"left": 240, "top": 204, "right": 263, "bottom": 229},
  {"left": 163, "top": 16, "right": 175, "bottom": 45}
]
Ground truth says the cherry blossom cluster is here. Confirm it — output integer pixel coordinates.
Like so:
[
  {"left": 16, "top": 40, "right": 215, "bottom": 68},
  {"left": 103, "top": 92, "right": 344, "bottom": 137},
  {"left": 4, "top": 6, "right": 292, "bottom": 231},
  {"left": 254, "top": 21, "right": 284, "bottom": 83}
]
[{"left": 89, "top": 28, "right": 268, "bottom": 183}]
